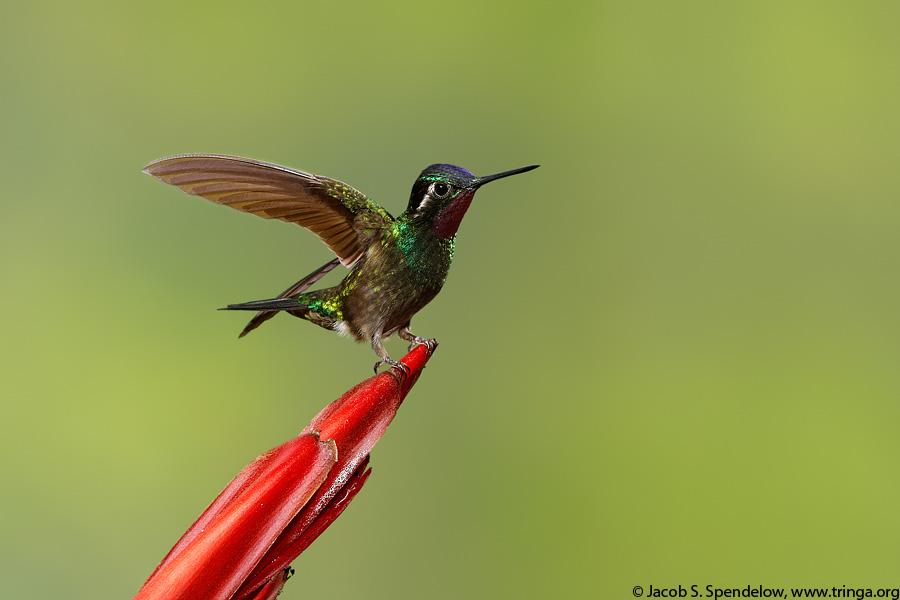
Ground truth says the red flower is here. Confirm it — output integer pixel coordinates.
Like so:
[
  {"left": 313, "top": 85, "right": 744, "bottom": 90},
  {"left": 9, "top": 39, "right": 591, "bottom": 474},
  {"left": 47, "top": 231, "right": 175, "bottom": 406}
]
[{"left": 133, "top": 344, "right": 435, "bottom": 600}]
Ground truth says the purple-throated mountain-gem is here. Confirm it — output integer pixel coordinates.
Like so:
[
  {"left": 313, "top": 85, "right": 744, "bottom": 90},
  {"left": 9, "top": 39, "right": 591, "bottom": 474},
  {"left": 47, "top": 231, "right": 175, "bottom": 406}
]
[{"left": 143, "top": 155, "right": 538, "bottom": 374}]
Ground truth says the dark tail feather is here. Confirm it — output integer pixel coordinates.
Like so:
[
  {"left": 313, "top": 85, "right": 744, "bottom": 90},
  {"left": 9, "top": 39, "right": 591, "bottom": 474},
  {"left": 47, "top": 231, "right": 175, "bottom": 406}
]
[
  {"left": 222, "top": 298, "right": 307, "bottom": 311},
  {"left": 234, "top": 258, "right": 340, "bottom": 338}
]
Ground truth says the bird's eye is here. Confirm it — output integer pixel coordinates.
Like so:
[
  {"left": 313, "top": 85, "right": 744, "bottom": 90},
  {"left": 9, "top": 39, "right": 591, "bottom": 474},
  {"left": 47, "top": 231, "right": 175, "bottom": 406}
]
[{"left": 431, "top": 182, "right": 452, "bottom": 199}]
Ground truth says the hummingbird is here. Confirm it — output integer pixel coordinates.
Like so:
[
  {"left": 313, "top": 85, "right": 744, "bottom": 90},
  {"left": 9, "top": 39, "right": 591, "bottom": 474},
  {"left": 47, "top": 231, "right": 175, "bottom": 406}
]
[{"left": 143, "top": 155, "right": 538, "bottom": 374}]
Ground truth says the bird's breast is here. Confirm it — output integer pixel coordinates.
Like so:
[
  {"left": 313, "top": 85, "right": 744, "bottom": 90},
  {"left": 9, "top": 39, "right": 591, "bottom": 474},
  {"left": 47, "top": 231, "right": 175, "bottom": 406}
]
[{"left": 393, "top": 222, "right": 454, "bottom": 289}]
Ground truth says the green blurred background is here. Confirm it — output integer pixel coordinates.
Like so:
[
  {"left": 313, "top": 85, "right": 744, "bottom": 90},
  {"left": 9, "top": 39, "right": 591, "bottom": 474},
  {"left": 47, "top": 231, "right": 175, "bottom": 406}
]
[{"left": 3, "top": 1, "right": 900, "bottom": 598}]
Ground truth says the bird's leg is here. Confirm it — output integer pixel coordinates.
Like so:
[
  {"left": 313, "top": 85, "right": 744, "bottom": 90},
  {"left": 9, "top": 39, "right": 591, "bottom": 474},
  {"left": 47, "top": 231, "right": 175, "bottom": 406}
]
[
  {"left": 398, "top": 325, "right": 437, "bottom": 354},
  {"left": 371, "top": 332, "right": 410, "bottom": 382}
]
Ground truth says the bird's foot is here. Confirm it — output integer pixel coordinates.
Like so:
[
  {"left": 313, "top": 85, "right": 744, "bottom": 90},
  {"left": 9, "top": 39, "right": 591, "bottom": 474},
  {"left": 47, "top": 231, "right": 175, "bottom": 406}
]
[
  {"left": 407, "top": 336, "right": 437, "bottom": 354},
  {"left": 374, "top": 356, "right": 411, "bottom": 383}
]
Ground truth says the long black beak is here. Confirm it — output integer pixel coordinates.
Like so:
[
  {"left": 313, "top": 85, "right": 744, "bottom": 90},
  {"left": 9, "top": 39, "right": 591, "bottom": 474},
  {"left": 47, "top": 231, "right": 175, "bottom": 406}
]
[{"left": 474, "top": 164, "right": 540, "bottom": 188}]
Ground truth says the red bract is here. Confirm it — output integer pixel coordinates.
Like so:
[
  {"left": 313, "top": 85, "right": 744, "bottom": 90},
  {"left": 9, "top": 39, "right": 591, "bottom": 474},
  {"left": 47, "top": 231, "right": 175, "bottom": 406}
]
[{"left": 134, "top": 344, "right": 435, "bottom": 600}]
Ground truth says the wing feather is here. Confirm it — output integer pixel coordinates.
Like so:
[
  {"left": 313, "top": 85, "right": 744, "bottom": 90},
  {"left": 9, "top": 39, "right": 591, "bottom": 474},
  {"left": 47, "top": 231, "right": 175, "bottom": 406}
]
[{"left": 143, "top": 154, "right": 392, "bottom": 266}]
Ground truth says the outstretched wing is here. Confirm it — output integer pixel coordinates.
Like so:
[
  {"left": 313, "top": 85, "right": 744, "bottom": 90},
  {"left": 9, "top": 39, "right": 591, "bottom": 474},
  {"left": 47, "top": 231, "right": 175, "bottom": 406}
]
[{"left": 142, "top": 154, "right": 393, "bottom": 266}]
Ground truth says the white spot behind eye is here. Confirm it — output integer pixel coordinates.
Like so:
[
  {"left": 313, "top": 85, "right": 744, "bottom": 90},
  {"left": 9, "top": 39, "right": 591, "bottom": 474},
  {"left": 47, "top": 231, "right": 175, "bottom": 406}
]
[{"left": 417, "top": 182, "right": 452, "bottom": 211}]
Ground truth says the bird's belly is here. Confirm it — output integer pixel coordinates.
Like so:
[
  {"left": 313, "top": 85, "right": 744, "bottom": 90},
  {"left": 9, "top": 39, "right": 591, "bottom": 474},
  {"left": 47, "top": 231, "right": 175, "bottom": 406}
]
[
  {"left": 344, "top": 260, "right": 444, "bottom": 335},
  {"left": 345, "top": 277, "right": 441, "bottom": 336},
  {"left": 340, "top": 231, "right": 453, "bottom": 341}
]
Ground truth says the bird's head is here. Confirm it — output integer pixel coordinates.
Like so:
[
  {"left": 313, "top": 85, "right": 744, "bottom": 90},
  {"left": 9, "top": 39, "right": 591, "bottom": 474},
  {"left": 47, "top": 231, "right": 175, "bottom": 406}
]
[{"left": 405, "top": 163, "right": 539, "bottom": 238}]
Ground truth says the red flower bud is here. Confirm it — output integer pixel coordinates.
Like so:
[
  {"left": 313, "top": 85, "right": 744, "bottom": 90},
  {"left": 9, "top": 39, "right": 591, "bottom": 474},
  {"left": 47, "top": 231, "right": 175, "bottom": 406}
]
[{"left": 134, "top": 344, "right": 435, "bottom": 600}]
